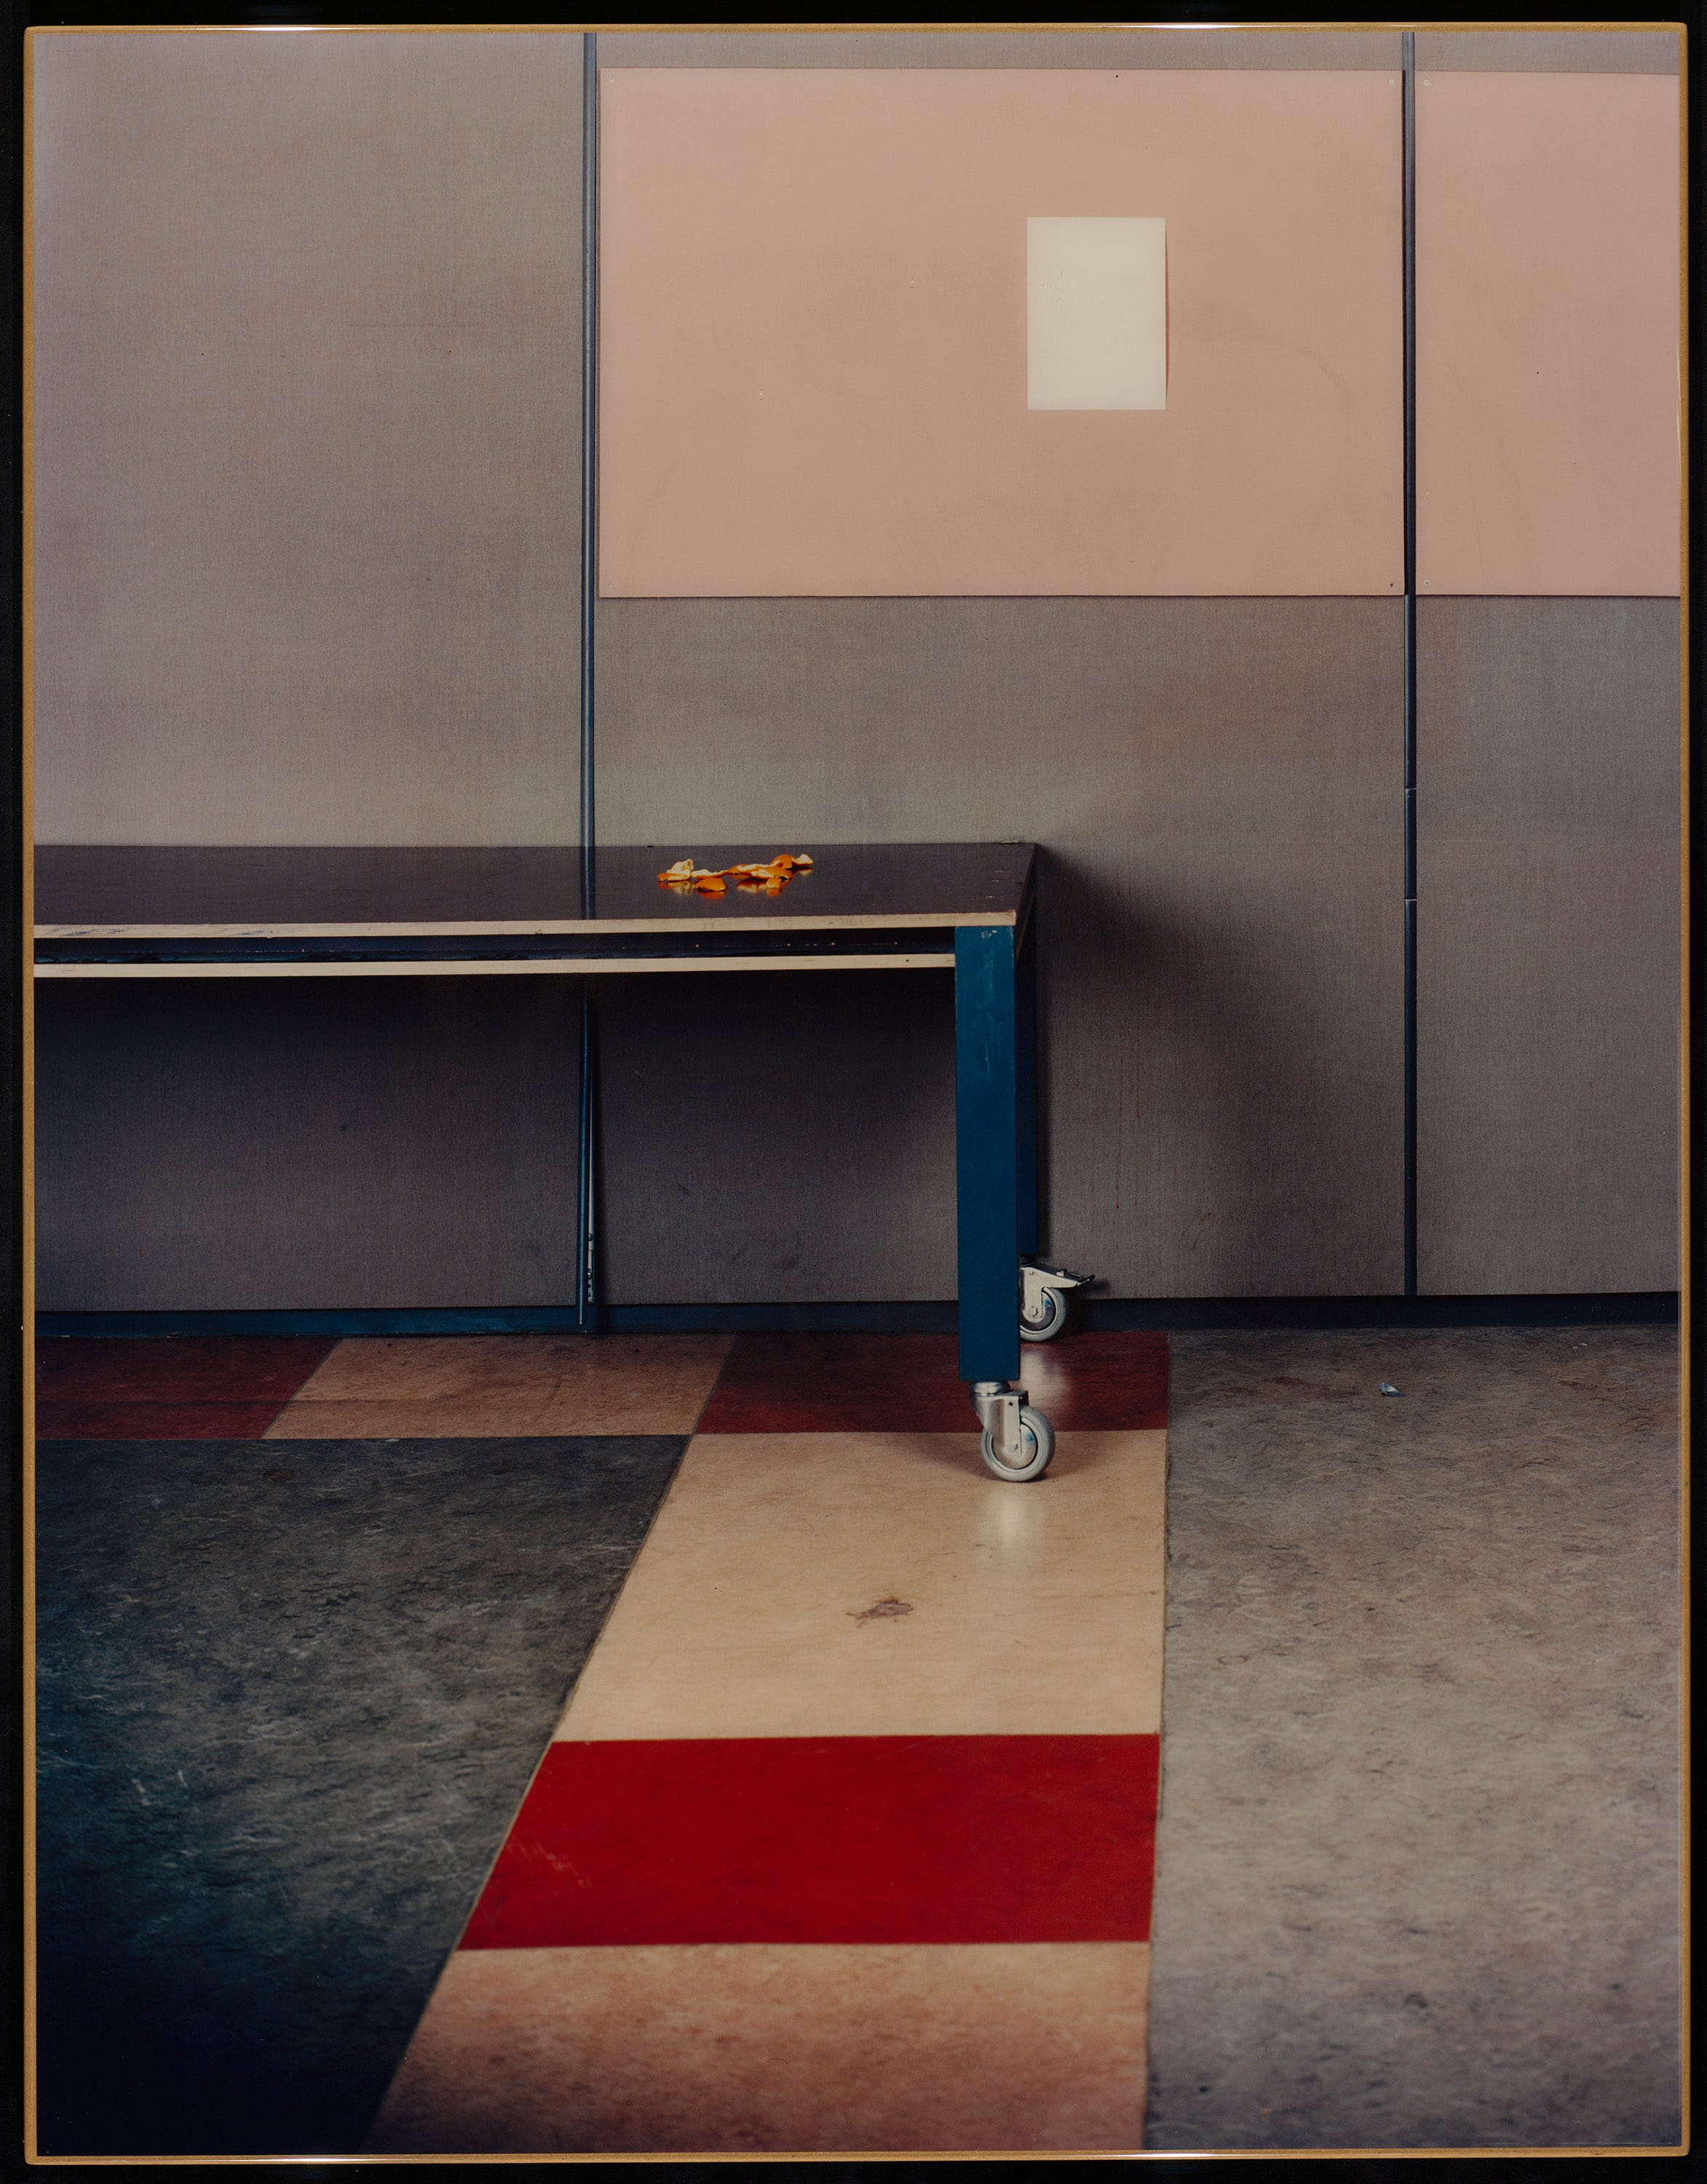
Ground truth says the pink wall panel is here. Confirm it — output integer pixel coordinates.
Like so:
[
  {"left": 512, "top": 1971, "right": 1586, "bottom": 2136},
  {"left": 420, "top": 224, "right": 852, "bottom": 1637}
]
[
  {"left": 1417, "top": 72, "right": 1680, "bottom": 598},
  {"left": 599, "top": 69, "right": 1403, "bottom": 598}
]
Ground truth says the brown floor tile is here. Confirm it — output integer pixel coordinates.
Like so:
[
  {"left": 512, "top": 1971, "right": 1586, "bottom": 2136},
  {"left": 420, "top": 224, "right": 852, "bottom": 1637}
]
[
  {"left": 558, "top": 1431, "right": 1165, "bottom": 1739},
  {"left": 366, "top": 1942, "right": 1149, "bottom": 2154},
  {"left": 265, "top": 1334, "right": 734, "bottom": 1439}
]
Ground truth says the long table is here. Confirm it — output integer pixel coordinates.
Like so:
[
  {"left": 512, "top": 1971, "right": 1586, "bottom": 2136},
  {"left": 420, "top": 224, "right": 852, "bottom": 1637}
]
[{"left": 35, "top": 842, "right": 1067, "bottom": 1479}]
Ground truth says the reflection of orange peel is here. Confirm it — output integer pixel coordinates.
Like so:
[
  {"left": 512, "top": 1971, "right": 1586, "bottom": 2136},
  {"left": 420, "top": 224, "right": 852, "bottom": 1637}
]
[{"left": 657, "top": 852, "right": 814, "bottom": 896}]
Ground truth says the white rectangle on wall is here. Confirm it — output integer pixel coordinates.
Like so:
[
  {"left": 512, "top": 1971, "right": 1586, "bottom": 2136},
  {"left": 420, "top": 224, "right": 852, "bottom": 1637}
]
[{"left": 1027, "top": 217, "right": 1166, "bottom": 411}]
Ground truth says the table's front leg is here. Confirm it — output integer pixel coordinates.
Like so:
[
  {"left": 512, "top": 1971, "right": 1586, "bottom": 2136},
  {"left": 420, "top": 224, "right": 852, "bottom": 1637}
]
[
  {"left": 955, "top": 925, "right": 1053, "bottom": 1480},
  {"left": 1015, "top": 906, "right": 1039, "bottom": 1263}
]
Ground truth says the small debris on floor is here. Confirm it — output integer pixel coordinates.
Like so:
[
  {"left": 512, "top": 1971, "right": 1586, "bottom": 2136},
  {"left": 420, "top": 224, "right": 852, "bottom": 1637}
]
[{"left": 1379, "top": 1382, "right": 1403, "bottom": 1396}]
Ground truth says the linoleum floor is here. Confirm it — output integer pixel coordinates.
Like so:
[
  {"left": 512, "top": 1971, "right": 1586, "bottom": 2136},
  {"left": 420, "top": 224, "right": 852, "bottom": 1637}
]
[
  {"left": 33, "top": 1327, "right": 1165, "bottom": 2158},
  {"left": 31, "top": 1322, "right": 1679, "bottom": 2155}
]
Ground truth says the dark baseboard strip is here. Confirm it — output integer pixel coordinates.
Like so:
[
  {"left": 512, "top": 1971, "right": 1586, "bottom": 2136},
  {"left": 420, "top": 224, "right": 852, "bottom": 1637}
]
[
  {"left": 33, "top": 1294, "right": 1679, "bottom": 1339},
  {"left": 1085, "top": 1294, "right": 1680, "bottom": 1331}
]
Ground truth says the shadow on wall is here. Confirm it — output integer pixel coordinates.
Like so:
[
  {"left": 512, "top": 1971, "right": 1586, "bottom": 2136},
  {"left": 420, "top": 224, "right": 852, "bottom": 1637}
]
[{"left": 595, "top": 967, "right": 962, "bottom": 1306}]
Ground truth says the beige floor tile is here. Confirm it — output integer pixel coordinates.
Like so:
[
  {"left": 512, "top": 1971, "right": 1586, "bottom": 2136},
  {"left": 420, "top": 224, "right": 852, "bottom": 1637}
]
[
  {"left": 557, "top": 1430, "right": 1165, "bottom": 1739},
  {"left": 264, "top": 1334, "right": 734, "bottom": 1439},
  {"left": 365, "top": 1941, "right": 1149, "bottom": 2155}
]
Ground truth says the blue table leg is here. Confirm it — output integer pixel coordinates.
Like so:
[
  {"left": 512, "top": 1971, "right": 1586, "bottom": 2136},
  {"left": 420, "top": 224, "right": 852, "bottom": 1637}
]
[
  {"left": 1015, "top": 909, "right": 1039, "bottom": 1262},
  {"left": 955, "top": 925, "right": 1023, "bottom": 1389}
]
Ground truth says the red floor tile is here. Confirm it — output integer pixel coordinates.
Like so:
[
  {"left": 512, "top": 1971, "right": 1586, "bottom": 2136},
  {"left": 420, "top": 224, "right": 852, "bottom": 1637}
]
[
  {"left": 697, "top": 1331, "right": 1168, "bottom": 1434},
  {"left": 462, "top": 1734, "right": 1158, "bottom": 1950},
  {"left": 33, "top": 1338, "right": 336, "bottom": 1439},
  {"left": 34, "top": 1399, "right": 296, "bottom": 1441},
  {"left": 1010, "top": 1331, "right": 1169, "bottom": 1432}
]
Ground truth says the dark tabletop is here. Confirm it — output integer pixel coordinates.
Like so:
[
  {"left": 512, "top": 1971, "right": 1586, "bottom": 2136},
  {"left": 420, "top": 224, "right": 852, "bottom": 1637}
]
[{"left": 35, "top": 844, "right": 1034, "bottom": 935}]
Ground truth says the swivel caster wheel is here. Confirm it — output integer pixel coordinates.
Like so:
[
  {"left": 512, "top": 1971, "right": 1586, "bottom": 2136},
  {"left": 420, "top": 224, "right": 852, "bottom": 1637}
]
[
  {"left": 1021, "top": 1285, "right": 1069, "bottom": 1343},
  {"left": 1020, "top": 1262, "right": 1090, "bottom": 1344},
  {"left": 981, "top": 1404, "right": 1055, "bottom": 1481},
  {"left": 970, "top": 1381, "right": 1056, "bottom": 1481}
]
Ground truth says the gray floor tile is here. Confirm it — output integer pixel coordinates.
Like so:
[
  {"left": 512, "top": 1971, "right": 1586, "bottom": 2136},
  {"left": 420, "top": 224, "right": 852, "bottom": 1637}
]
[
  {"left": 1146, "top": 1328, "right": 1682, "bottom": 2151},
  {"left": 34, "top": 1433, "right": 685, "bottom": 2157}
]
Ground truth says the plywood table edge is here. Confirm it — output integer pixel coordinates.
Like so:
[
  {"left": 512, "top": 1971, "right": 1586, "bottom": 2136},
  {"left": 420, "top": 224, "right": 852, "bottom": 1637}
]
[
  {"left": 34, "top": 914, "right": 1017, "bottom": 938},
  {"left": 33, "top": 954, "right": 962, "bottom": 979}
]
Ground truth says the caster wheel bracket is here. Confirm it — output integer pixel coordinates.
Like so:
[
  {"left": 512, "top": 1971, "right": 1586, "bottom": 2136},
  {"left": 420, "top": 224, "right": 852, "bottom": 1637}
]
[
  {"left": 970, "top": 1379, "right": 1026, "bottom": 1463},
  {"left": 1021, "top": 1262, "right": 1091, "bottom": 1315}
]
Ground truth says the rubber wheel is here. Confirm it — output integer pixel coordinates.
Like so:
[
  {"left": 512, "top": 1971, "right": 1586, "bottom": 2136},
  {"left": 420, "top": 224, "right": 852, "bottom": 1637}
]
[
  {"left": 1020, "top": 1284, "right": 1068, "bottom": 1343},
  {"left": 981, "top": 1404, "right": 1056, "bottom": 1481}
]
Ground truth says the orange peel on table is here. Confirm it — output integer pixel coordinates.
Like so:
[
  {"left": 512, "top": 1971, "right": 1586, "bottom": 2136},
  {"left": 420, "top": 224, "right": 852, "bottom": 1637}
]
[{"left": 657, "top": 852, "right": 815, "bottom": 892}]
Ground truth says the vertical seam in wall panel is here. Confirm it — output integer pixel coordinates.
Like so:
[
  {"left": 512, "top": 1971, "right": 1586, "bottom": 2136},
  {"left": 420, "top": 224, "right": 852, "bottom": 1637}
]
[
  {"left": 1402, "top": 30, "right": 1419, "bottom": 1298},
  {"left": 577, "top": 31, "right": 599, "bottom": 1331},
  {"left": 581, "top": 30, "right": 598, "bottom": 897},
  {"left": 20, "top": 27, "right": 39, "bottom": 2163},
  {"left": 1679, "top": 39, "right": 1694, "bottom": 1543}
]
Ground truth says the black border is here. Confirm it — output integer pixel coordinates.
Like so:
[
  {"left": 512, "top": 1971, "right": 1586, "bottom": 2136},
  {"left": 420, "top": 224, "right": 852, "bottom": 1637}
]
[{"left": 6, "top": 8, "right": 1696, "bottom": 2172}]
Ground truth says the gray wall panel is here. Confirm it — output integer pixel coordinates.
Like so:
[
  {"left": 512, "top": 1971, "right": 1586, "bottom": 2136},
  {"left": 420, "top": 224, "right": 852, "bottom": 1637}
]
[
  {"left": 1417, "top": 600, "right": 1681, "bottom": 1295},
  {"left": 35, "top": 980, "right": 584, "bottom": 1311},
  {"left": 1414, "top": 31, "right": 1679, "bottom": 74},
  {"left": 596, "top": 600, "right": 1406, "bottom": 1303},
  {"left": 601, "top": 31, "right": 1402, "bottom": 70},
  {"left": 41, "top": 36, "right": 1671, "bottom": 1314},
  {"left": 31, "top": 31, "right": 583, "bottom": 847}
]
